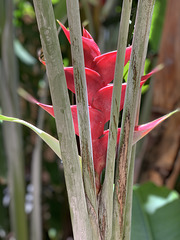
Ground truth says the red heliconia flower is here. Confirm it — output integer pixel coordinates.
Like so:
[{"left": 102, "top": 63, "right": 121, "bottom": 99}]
[{"left": 23, "top": 21, "right": 173, "bottom": 192}]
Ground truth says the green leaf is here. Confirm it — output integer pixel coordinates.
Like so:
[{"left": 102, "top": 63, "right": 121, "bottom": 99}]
[
  {"left": 52, "top": 0, "right": 60, "bottom": 4},
  {"left": 0, "top": 114, "right": 61, "bottom": 158},
  {"left": 123, "top": 62, "right": 129, "bottom": 82},
  {"left": 141, "top": 85, "right": 149, "bottom": 94},
  {"left": 0, "top": 114, "right": 82, "bottom": 167},
  {"left": 149, "top": 0, "right": 167, "bottom": 52},
  {"left": 54, "top": 0, "right": 67, "bottom": 22},
  {"left": 131, "top": 182, "right": 180, "bottom": 240},
  {"left": 144, "top": 59, "right": 151, "bottom": 75},
  {"left": 14, "top": 39, "right": 37, "bottom": 65}
]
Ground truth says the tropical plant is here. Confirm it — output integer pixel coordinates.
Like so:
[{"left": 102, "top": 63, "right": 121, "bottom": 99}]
[{"left": 0, "top": 0, "right": 180, "bottom": 239}]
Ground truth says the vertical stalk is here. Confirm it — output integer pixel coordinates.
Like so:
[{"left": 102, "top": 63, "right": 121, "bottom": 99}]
[
  {"left": 123, "top": 91, "right": 141, "bottom": 239},
  {"left": 30, "top": 76, "right": 48, "bottom": 240},
  {"left": 112, "top": 0, "right": 155, "bottom": 239},
  {"left": 30, "top": 123, "right": 43, "bottom": 240},
  {"left": 98, "top": 1, "right": 132, "bottom": 239},
  {"left": 122, "top": 143, "right": 136, "bottom": 240},
  {"left": 66, "top": 1, "right": 99, "bottom": 238},
  {"left": 32, "top": 1, "right": 92, "bottom": 239},
  {"left": 0, "top": 0, "right": 28, "bottom": 239}
]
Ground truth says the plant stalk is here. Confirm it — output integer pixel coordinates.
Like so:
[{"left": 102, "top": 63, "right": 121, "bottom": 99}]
[
  {"left": 30, "top": 75, "right": 48, "bottom": 240},
  {"left": 123, "top": 145, "right": 136, "bottom": 240},
  {"left": 98, "top": 0, "right": 132, "bottom": 239},
  {"left": 32, "top": 0, "right": 92, "bottom": 239},
  {"left": 123, "top": 92, "right": 141, "bottom": 239},
  {"left": 66, "top": 1, "right": 100, "bottom": 238},
  {"left": 112, "top": 0, "right": 155, "bottom": 239}
]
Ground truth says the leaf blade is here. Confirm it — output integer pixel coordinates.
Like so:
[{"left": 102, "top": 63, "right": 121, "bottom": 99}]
[{"left": 0, "top": 114, "right": 61, "bottom": 158}]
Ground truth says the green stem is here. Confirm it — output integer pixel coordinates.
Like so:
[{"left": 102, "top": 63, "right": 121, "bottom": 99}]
[
  {"left": 66, "top": 1, "right": 100, "bottom": 238},
  {"left": 112, "top": 0, "right": 155, "bottom": 239},
  {"left": 134, "top": 82, "right": 153, "bottom": 182},
  {"left": 32, "top": 0, "right": 92, "bottom": 239},
  {"left": 122, "top": 143, "right": 136, "bottom": 240},
  {"left": 123, "top": 89, "right": 141, "bottom": 239},
  {"left": 30, "top": 75, "right": 48, "bottom": 240},
  {"left": 98, "top": 1, "right": 132, "bottom": 239}
]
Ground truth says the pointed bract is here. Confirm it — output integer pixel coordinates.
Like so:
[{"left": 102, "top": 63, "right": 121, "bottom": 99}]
[
  {"left": 64, "top": 67, "right": 102, "bottom": 104},
  {"left": 57, "top": 21, "right": 101, "bottom": 68},
  {"left": 93, "top": 110, "right": 179, "bottom": 190},
  {"left": 57, "top": 20, "right": 71, "bottom": 43},
  {"left": 91, "top": 68, "right": 156, "bottom": 123},
  {"left": 18, "top": 89, "right": 105, "bottom": 140},
  {"left": 92, "top": 46, "right": 132, "bottom": 85},
  {"left": 133, "top": 110, "right": 179, "bottom": 144},
  {"left": 83, "top": 27, "right": 93, "bottom": 39}
]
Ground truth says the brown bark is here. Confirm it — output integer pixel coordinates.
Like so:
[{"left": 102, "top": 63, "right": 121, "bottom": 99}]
[{"left": 139, "top": 0, "right": 180, "bottom": 189}]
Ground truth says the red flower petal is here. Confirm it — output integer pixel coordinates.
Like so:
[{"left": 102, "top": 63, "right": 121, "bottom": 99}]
[
  {"left": 92, "top": 134, "right": 108, "bottom": 190},
  {"left": 91, "top": 84, "right": 126, "bottom": 123},
  {"left": 83, "top": 27, "right": 93, "bottom": 39},
  {"left": 92, "top": 134, "right": 107, "bottom": 169},
  {"left": 71, "top": 105, "right": 105, "bottom": 139},
  {"left": 18, "top": 88, "right": 55, "bottom": 117},
  {"left": 93, "top": 109, "right": 179, "bottom": 189},
  {"left": 89, "top": 107, "right": 105, "bottom": 139},
  {"left": 64, "top": 67, "right": 102, "bottom": 104},
  {"left": 82, "top": 37, "right": 101, "bottom": 68},
  {"left": 92, "top": 46, "right": 132, "bottom": 86},
  {"left": 91, "top": 68, "right": 157, "bottom": 123},
  {"left": 57, "top": 20, "right": 71, "bottom": 43},
  {"left": 133, "top": 110, "right": 179, "bottom": 144},
  {"left": 18, "top": 89, "right": 105, "bottom": 140},
  {"left": 141, "top": 66, "right": 161, "bottom": 82},
  {"left": 57, "top": 21, "right": 101, "bottom": 68}
]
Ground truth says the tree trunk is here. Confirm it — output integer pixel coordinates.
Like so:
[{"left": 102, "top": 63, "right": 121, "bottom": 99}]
[{"left": 139, "top": 0, "right": 180, "bottom": 189}]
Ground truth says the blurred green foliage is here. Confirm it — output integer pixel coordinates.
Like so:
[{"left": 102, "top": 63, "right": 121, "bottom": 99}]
[{"left": 132, "top": 183, "right": 180, "bottom": 240}]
